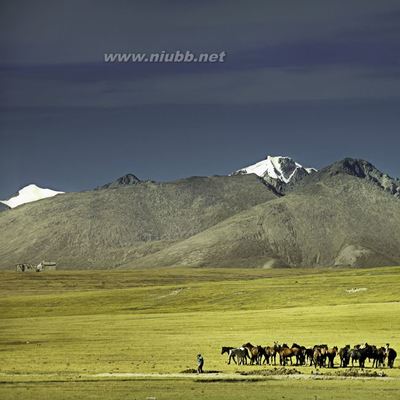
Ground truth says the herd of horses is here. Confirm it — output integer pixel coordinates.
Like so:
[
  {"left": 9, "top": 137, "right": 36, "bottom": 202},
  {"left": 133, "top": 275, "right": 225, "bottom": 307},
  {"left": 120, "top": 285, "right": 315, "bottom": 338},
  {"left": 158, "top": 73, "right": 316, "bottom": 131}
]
[{"left": 221, "top": 342, "right": 397, "bottom": 369}]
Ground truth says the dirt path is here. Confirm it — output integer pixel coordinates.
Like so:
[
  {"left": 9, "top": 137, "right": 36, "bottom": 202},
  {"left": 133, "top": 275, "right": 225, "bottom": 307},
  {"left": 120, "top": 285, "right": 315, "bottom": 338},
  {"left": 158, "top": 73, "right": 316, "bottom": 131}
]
[
  {"left": 87, "top": 372, "right": 396, "bottom": 381},
  {"left": 0, "top": 371, "right": 395, "bottom": 382}
]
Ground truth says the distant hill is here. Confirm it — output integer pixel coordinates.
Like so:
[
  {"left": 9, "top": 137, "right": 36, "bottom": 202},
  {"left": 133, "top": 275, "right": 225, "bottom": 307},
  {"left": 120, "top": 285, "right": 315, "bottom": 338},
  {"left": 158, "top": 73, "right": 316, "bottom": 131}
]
[{"left": 0, "top": 174, "right": 277, "bottom": 269}]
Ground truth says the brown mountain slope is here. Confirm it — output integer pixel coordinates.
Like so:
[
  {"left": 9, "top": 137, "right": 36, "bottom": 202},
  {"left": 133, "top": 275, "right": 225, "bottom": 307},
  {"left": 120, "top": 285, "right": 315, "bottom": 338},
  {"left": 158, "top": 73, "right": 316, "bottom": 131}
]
[
  {"left": 0, "top": 174, "right": 277, "bottom": 269},
  {"left": 124, "top": 170, "right": 400, "bottom": 268}
]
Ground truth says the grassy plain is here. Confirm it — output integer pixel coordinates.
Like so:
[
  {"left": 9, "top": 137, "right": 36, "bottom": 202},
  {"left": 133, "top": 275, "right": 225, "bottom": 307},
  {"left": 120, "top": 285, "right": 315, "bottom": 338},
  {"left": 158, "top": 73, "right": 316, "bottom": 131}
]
[{"left": 0, "top": 266, "right": 399, "bottom": 399}]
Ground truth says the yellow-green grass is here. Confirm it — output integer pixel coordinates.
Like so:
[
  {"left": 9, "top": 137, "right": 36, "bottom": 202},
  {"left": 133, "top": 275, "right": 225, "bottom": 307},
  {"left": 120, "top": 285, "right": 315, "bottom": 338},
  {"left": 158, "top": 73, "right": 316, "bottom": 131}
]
[
  {"left": 1, "top": 266, "right": 400, "bottom": 399},
  {"left": 2, "top": 379, "right": 400, "bottom": 400}
]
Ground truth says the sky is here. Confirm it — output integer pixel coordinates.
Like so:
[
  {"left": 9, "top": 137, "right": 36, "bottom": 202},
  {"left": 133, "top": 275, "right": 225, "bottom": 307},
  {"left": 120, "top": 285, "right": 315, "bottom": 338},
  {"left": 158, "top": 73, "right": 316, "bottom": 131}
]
[{"left": 1, "top": 0, "right": 400, "bottom": 197}]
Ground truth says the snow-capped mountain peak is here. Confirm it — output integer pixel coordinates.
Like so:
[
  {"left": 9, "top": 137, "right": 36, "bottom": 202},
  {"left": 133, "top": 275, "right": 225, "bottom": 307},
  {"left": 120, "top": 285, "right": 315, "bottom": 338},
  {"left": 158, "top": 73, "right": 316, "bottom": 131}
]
[
  {"left": 235, "top": 155, "right": 316, "bottom": 184},
  {"left": 0, "top": 184, "right": 64, "bottom": 208}
]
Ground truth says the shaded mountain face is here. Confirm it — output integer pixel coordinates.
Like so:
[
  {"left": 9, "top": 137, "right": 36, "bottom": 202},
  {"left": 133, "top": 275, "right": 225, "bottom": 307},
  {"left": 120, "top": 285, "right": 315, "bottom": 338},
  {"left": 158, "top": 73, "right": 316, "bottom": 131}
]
[
  {"left": 96, "top": 173, "right": 141, "bottom": 189},
  {"left": 0, "top": 203, "right": 9, "bottom": 212},
  {"left": 129, "top": 165, "right": 400, "bottom": 269},
  {"left": 319, "top": 158, "right": 400, "bottom": 198},
  {"left": 234, "top": 155, "right": 316, "bottom": 194},
  {"left": 0, "top": 174, "right": 277, "bottom": 269}
]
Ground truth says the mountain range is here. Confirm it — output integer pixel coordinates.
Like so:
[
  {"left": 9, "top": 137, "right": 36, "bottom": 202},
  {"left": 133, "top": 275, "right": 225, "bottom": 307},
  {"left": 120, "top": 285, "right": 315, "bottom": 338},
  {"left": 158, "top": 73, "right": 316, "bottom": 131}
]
[
  {"left": 0, "top": 155, "right": 399, "bottom": 269},
  {"left": 0, "top": 156, "right": 315, "bottom": 209}
]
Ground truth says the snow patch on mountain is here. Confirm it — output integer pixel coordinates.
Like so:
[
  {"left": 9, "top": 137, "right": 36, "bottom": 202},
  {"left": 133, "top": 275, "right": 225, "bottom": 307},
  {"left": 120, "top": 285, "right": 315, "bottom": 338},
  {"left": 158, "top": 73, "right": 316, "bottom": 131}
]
[
  {"left": 0, "top": 184, "right": 64, "bottom": 208},
  {"left": 235, "top": 155, "right": 316, "bottom": 184}
]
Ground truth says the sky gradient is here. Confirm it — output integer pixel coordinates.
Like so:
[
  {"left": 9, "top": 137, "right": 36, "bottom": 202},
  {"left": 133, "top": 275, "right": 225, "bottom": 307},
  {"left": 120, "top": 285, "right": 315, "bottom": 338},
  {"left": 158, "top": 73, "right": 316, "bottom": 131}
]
[{"left": 1, "top": 0, "right": 400, "bottom": 197}]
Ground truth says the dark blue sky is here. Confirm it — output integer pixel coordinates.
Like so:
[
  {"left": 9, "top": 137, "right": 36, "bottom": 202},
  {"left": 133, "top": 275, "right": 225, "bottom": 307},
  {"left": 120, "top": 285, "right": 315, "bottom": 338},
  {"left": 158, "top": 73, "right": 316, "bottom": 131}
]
[{"left": 1, "top": 0, "right": 400, "bottom": 197}]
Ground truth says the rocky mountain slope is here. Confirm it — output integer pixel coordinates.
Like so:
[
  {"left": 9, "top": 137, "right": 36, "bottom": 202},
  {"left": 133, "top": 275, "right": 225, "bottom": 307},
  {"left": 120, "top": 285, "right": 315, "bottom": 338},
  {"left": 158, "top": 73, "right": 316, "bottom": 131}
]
[
  {"left": 95, "top": 173, "right": 142, "bottom": 190},
  {"left": 0, "top": 174, "right": 277, "bottom": 269},
  {"left": 128, "top": 159, "right": 400, "bottom": 268}
]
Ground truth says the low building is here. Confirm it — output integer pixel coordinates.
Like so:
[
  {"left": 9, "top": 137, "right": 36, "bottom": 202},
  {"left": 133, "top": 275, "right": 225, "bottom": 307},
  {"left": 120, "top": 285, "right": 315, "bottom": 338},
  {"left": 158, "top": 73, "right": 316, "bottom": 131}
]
[
  {"left": 16, "top": 261, "right": 57, "bottom": 272},
  {"left": 16, "top": 263, "right": 36, "bottom": 272},
  {"left": 36, "top": 261, "right": 57, "bottom": 271}
]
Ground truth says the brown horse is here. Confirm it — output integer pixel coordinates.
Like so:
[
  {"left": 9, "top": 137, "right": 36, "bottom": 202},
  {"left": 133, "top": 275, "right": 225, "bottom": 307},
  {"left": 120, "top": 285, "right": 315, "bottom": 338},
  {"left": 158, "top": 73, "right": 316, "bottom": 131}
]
[
  {"left": 327, "top": 346, "right": 338, "bottom": 368},
  {"left": 263, "top": 346, "right": 277, "bottom": 365},
  {"left": 313, "top": 347, "right": 323, "bottom": 368},
  {"left": 278, "top": 344, "right": 302, "bottom": 366},
  {"left": 291, "top": 343, "right": 306, "bottom": 365},
  {"left": 242, "top": 342, "right": 263, "bottom": 365},
  {"left": 319, "top": 345, "right": 328, "bottom": 367}
]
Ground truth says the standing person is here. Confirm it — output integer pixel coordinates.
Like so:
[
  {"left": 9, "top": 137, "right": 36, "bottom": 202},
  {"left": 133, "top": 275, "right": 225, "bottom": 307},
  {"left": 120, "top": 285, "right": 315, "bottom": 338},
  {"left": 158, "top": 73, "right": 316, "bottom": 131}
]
[{"left": 197, "top": 354, "right": 204, "bottom": 373}]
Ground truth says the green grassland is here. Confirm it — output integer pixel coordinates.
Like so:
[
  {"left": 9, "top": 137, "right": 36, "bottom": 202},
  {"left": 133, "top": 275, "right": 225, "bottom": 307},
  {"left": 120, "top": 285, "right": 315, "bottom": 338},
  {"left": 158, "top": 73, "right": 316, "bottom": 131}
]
[{"left": 1, "top": 266, "right": 400, "bottom": 399}]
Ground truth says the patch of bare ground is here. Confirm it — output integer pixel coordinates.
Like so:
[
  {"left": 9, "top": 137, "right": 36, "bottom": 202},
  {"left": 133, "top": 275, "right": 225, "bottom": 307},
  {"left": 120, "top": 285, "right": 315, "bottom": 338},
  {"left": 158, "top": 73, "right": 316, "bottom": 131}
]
[{"left": 237, "top": 367, "right": 301, "bottom": 376}]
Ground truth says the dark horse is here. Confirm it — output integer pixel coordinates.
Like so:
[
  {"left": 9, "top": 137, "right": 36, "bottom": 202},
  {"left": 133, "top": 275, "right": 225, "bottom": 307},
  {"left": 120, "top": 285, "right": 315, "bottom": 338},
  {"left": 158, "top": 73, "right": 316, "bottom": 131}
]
[
  {"left": 386, "top": 344, "right": 397, "bottom": 368},
  {"left": 305, "top": 348, "right": 315, "bottom": 366},
  {"left": 221, "top": 346, "right": 235, "bottom": 362},
  {"left": 339, "top": 345, "right": 351, "bottom": 368},
  {"left": 350, "top": 344, "right": 374, "bottom": 368},
  {"left": 372, "top": 346, "right": 386, "bottom": 368}
]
